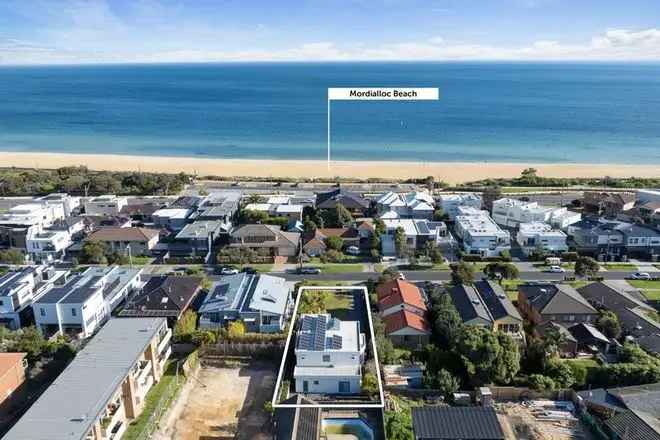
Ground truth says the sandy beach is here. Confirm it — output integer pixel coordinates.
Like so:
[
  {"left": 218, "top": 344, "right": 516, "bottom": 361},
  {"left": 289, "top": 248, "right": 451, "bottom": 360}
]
[{"left": 1, "top": 151, "right": 659, "bottom": 184}]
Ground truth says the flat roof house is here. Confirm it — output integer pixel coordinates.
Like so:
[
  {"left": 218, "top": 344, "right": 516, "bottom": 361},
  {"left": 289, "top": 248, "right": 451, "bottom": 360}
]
[
  {"left": 173, "top": 220, "right": 224, "bottom": 262},
  {"left": 454, "top": 209, "right": 510, "bottom": 258},
  {"left": 83, "top": 194, "right": 128, "bottom": 217},
  {"left": 0, "top": 203, "right": 66, "bottom": 250},
  {"left": 449, "top": 280, "right": 524, "bottom": 342},
  {"left": 34, "top": 266, "right": 142, "bottom": 338},
  {"left": 516, "top": 222, "right": 568, "bottom": 256},
  {"left": 0, "top": 265, "right": 66, "bottom": 330},
  {"left": 152, "top": 207, "right": 192, "bottom": 232},
  {"left": 26, "top": 228, "right": 73, "bottom": 263},
  {"left": 294, "top": 314, "right": 366, "bottom": 395},
  {"left": 4, "top": 318, "right": 171, "bottom": 440},
  {"left": 437, "top": 193, "right": 482, "bottom": 221},
  {"left": 119, "top": 275, "right": 202, "bottom": 325},
  {"left": 411, "top": 406, "right": 505, "bottom": 440},
  {"left": 86, "top": 227, "right": 160, "bottom": 255},
  {"left": 199, "top": 273, "right": 291, "bottom": 333}
]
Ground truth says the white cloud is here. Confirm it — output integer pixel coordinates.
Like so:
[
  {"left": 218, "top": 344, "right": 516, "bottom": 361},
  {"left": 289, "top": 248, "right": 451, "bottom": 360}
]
[{"left": 1, "top": 28, "right": 660, "bottom": 64}]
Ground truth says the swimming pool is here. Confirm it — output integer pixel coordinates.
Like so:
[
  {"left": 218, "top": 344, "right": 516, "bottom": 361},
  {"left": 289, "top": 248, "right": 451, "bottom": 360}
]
[{"left": 321, "top": 418, "right": 375, "bottom": 440}]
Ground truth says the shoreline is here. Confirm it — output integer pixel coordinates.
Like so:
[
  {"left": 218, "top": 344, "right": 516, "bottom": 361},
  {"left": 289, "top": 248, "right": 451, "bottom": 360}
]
[{"left": 1, "top": 151, "right": 659, "bottom": 184}]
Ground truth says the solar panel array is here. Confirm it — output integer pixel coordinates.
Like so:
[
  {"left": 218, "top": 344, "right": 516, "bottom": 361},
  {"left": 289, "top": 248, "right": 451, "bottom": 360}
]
[
  {"left": 331, "top": 334, "right": 343, "bottom": 349},
  {"left": 297, "top": 315, "right": 328, "bottom": 351}
]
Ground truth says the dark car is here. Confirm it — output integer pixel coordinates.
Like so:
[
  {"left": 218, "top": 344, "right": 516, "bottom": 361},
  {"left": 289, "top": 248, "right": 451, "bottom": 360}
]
[
  {"left": 241, "top": 266, "right": 257, "bottom": 274},
  {"left": 298, "top": 267, "right": 321, "bottom": 275}
]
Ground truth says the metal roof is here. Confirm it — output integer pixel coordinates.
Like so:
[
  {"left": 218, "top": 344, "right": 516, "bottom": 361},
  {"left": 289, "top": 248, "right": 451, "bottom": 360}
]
[
  {"left": 4, "top": 318, "right": 166, "bottom": 440},
  {"left": 412, "top": 406, "right": 505, "bottom": 440}
]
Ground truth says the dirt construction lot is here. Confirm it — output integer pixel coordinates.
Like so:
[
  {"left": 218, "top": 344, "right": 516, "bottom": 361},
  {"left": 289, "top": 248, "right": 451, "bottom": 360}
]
[{"left": 153, "top": 364, "right": 276, "bottom": 440}]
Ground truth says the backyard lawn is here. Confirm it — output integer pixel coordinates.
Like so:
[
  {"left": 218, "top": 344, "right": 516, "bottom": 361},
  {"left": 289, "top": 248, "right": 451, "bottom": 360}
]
[{"left": 325, "top": 293, "right": 354, "bottom": 311}]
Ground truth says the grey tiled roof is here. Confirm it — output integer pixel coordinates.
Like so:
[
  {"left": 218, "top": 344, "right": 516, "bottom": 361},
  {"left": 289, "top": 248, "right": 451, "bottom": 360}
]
[{"left": 412, "top": 406, "right": 505, "bottom": 440}]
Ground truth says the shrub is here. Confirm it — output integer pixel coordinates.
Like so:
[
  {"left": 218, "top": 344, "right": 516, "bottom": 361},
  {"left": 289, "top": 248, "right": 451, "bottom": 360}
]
[{"left": 529, "top": 374, "right": 556, "bottom": 391}]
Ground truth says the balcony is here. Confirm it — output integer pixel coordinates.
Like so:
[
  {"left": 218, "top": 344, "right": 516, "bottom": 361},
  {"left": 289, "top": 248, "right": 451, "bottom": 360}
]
[
  {"left": 157, "top": 328, "right": 172, "bottom": 355},
  {"left": 100, "top": 399, "right": 125, "bottom": 439}
]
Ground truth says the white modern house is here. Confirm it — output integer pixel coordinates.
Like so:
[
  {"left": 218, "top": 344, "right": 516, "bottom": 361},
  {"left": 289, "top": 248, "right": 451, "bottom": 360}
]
[
  {"left": 84, "top": 194, "right": 128, "bottom": 216},
  {"left": 0, "top": 203, "right": 66, "bottom": 250},
  {"left": 454, "top": 209, "right": 511, "bottom": 257},
  {"left": 33, "top": 265, "right": 142, "bottom": 338},
  {"left": 437, "top": 193, "right": 483, "bottom": 220},
  {"left": 35, "top": 193, "right": 81, "bottom": 217},
  {"left": 294, "top": 314, "right": 366, "bottom": 395},
  {"left": 243, "top": 202, "right": 304, "bottom": 222},
  {"left": 0, "top": 265, "right": 66, "bottom": 330},
  {"left": 376, "top": 191, "right": 435, "bottom": 220},
  {"left": 26, "top": 229, "right": 73, "bottom": 263},
  {"left": 516, "top": 222, "right": 569, "bottom": 256},
  {"left": 152, "top": 207, "right": 192, "bottom": 231},
  {"left": 491, "top": 198, "right": 581, "bottom": 229}
]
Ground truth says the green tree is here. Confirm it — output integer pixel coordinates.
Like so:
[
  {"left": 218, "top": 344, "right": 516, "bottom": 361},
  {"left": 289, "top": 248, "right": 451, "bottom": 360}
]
[
  {"left": 544, "top": 359, "right": 575, "bottom": 388},
  {"left": 385, "top": 410, "right": 414, "bottom": 440},
  {"left": 374, "top": 219, "right": 386, "bottom": 237},
  {"left": 10, "top": 327, "right": 47, "bottom": 364},
  {"left": 394, "top": 226, "right": 407, "bottom": 258},
  {"left": 0, "top": 248, "right": 25, "bottom": 264},
  {"left": 430, "top": 288, "right": 464, "bottom": 348},
  {"left": 597, "top": 310, "right": 621, "bottom": 339},
  {"left": 454, "top": 326, "right": 520, "bottom": 386},
  {"left": 450, "top": 261, "right": 474, "bottom": 285},
  {"left": 174, "top": 310, "right": 197, "bottom": 342},
  {"left": 529, "top": 374, "right": 556, "bottom": 391},
  {"left": 430, "top": 368, "right": 460, "bottom": 400},
  {"left": 325, "top": 236, "right": 344, "bottom": 251},
  {"left": 483, "top": 262, "right": 519, "bottom": 281},
  {"left": 80, "top": 241, "right": 109, "bottom": 265},
  {"left": 303, "top": 216, "right": 317, "bottom": 234},
  {"left": 433, "top": 208, "right": 446, "bottom": 221},
  {"left": 227, "top": 321, "right": 246, "bottom": 339},
  {"left": 575, "top": 256, "right": 600, "bottom": 278},
  {"left": 362, "top": 372, "right": 379, "bottom": 396}
]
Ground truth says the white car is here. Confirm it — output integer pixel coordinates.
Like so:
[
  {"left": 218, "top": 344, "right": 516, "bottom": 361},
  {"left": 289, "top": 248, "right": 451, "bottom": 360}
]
[
  {"left": 345, "top": 245, "right": 360, "bottom": 256},
  {"left": 219, "top": 267, "right": 239, "bottom": 275},
  {"left": 548, "top": 265, "right": 565, "bottom": 273},
  {"left": 631, "top": 272, "right": 651, "bottom": 280}
]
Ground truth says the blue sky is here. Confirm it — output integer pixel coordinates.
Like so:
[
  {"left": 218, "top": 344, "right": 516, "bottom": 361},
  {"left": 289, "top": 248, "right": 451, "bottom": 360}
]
[{"left": 0, "top": 0, "right": 659, "bottom": 64}]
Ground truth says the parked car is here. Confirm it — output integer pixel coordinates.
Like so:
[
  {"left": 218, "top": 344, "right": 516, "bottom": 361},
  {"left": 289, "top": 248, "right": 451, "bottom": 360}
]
[
  {"left": 548, "top": 265, "right": 565, "bottom": 273},
  {"left": 299, "top": 267, "right": 321, "bottom": 275},
  {"left": 631, "top": 272, "right": 651, "bottom": 280},
  {"left": 396, "top": 272, "right": 406, "bottom": 280},
  {"left": 345, "top": 245, "right": 360, "bottom": 256},
  {"left": 218, "top": 266, "right": 239, "bottom": 275},
  {"left": 241, "top": 266, "right": 257, "bottom": 274}
]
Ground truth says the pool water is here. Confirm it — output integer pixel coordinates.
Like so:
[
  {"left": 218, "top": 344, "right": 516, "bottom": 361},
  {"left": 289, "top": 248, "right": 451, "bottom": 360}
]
[{"left": 321, "top": 418, "right": 374, "bottom": 440}]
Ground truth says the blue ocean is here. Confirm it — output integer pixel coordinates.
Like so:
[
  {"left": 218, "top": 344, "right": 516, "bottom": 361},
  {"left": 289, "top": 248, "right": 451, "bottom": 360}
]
[{"left": 0, "top": 62, "right": 659, "bottom": 163}]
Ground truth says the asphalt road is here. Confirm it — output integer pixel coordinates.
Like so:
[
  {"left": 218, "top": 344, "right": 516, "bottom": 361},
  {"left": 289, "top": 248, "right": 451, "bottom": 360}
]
[{"left": 231, "top": 270, "right": 636, "bottom": 283}]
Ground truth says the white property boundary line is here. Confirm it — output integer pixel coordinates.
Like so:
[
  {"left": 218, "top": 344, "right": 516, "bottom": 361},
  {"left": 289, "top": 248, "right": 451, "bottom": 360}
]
[{"left": 271, "top": 285, "right": 385, "bottom": 408}]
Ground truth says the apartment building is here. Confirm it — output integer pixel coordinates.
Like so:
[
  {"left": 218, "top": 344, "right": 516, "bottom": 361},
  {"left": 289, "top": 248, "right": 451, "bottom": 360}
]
[
  {"left": 436, "top": 193, "right": 482, "bottom": 220},
  {"left": 454, "top": 208, "right": 511, "bottom": 257},
  {"left": 516, "top": 222, "right": 568, "bottom": 256},
  {"left": 294, "top": 314, "right": 366, "bottom": 395},
  {"left": 5, "top": 318, "right": 171, "bottom": 440},
  {"left": 492, "top": 198, "right": 581, "bottom": 229},
  {"left": 0, "top": 265, "right": 66, "bottom": 330},
  {"left": 34, "top": 266, "right": 142, "bottom": 338},
  {"left": 26, "top": 228, "right": 73, "bottom": 262},
  {"left": 0, "top": 203, "right": 66, "bottom": 249},
  {"left": 84, "top": 195, "right": 128, "bottom": 216}
]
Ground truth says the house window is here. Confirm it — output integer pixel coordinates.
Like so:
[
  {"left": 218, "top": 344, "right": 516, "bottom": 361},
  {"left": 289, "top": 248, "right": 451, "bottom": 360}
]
[
  {"left": 0, "top": 299, "right": 3, "bottom": 306},
  {"left": 262, "top": 316, "right": 273, "bottom": 325},
  {"left": 71, "top": 308, "right": 77, "bottom": 317},
  {"left": 313, "top": 380, "right": 319, "bottom": 385},
  {"left": 40, "top": 308, "right": 45, "bottom": 317},
  {"left": 322, "top": 355, "right": 331, "bottom": 362}
]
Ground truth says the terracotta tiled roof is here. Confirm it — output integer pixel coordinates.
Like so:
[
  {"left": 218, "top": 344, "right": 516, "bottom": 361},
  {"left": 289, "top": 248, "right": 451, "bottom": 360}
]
[
  {"left": 0, "top": 353, "right": 26, "bottom": 378},
  {"left": 383, "top": 310, "right": 430, "bottom": 334},
  {"left": 87, "top": 227, "right": 160, "bottom": 242},
  {"left": 317, "top": 228, "right": 359, "bottom": 239},
  {"left": 376, "top": 279, "right": 427, "bottom": 312}
]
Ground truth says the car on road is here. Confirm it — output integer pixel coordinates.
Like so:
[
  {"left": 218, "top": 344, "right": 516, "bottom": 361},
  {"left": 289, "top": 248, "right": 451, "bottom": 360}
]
[
  {"left": 218, "top": 266, "right": 239, "bottom": 275},
  {"left": 241, "top": 266, "right": 257, "bottom": 274},
  {"left": 345, "top": 245, "right": 360, "bottom": 256},
  {"left": 547, "top": 265, "right": 565, "bottom": 273},
  {"left": 630, "top": 272, "right": 652, "bottom": 280},
  {"left": 298, "top": 267, "right": 321, "bottom": 275}
]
